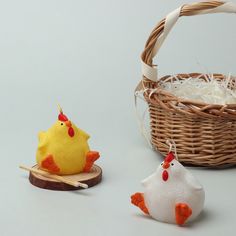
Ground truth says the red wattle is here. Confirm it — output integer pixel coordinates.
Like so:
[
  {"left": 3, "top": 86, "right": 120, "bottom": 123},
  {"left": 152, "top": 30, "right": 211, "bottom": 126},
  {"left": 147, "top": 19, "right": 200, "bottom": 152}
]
[
  {"left": 162, "top": 170, "right": 168, "bottom": 181},
  {"left": 68, "top": 127, "right": 74, "bottom": 137}
]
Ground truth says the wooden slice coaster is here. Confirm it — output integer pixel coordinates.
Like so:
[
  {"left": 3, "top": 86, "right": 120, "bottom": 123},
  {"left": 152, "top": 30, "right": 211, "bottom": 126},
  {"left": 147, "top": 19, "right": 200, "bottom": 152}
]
[{"left": 29, "top": 164, "right": 102, "bottom": 191}]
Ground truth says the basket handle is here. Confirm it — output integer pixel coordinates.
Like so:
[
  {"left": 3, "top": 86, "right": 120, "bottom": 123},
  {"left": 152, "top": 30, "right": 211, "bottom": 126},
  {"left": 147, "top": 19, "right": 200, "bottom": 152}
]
[{"left": 141, "top": 1, "right": 236, "bottom": 82}]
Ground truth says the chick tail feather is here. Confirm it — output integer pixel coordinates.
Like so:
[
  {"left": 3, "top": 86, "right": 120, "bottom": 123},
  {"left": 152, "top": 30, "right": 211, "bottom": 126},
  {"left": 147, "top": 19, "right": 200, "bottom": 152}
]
[
  {"left": 83, "top": 151, "right": 100, "bottom": 172},
  {"left": 131, "top": 192, "right": 149, "bottom": 215}
]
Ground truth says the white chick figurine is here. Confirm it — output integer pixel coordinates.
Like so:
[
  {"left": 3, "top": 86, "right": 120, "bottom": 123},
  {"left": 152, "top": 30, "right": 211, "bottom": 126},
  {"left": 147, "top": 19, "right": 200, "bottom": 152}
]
[{"left": 131, "top": 152, "right": 205, "bottom": 225}]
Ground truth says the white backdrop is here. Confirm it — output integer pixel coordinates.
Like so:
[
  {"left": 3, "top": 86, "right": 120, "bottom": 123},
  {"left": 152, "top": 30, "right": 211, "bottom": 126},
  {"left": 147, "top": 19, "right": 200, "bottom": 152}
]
[{"left": 0, "top": 0, "right": 236, "bottom": 235}]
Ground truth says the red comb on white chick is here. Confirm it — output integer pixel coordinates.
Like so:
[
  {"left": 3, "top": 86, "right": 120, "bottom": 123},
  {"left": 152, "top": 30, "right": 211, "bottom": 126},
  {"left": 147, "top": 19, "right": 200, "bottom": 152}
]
[{"left": 164, "top": 152, "right": 175, "bottom": 163}]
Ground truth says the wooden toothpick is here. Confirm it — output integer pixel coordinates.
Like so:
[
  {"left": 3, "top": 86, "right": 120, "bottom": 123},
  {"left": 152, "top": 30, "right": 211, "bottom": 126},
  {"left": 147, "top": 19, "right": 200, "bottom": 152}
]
[{"left": 19, "top": 165, "right": 88, "bottom": 189}]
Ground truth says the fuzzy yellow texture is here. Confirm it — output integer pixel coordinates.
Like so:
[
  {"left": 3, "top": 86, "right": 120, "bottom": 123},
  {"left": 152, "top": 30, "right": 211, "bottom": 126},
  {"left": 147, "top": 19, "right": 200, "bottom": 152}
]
[{"left": 36, "top": 120, "right": 90, "bottom": 175}]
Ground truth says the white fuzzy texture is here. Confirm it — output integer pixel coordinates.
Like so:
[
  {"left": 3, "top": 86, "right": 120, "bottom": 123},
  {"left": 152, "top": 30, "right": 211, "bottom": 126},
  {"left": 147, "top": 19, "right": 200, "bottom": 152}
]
[
  {"left": 160, "top": 75, "right": 236, "bottom": 105},
  {"left": 142, "top": 159, "right": 205, "bottom": 224}
]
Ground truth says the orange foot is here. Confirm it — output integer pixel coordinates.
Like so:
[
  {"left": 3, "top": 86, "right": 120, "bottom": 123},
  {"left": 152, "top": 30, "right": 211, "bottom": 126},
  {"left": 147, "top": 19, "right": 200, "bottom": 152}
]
[
  {"left": 131, "top": 192, "right": 149, "bottom": 215},
  {"left": 83, "top": 151, "right": 100, "bottom": 172},
  {"left": 41, "top": 155, "right": 60, "bottom": 173},
  {"left": 175, "top": 203, "right": 192, "bottom": 225}
]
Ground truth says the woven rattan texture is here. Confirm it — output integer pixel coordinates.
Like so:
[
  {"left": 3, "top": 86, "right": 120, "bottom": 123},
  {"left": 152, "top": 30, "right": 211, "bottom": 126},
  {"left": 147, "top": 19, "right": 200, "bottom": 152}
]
[{"left": 144, "top": 73, "right": 236, "bottom": 167}]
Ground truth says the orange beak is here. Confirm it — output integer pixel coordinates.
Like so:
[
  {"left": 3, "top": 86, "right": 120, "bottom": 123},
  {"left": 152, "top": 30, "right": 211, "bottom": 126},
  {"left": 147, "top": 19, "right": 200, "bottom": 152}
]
[
  {"left": 163, "top": 162, "right": 170, "bottom": 169},
  {"left": 65, "top": 120, "right": 72, "bottom": 127}
]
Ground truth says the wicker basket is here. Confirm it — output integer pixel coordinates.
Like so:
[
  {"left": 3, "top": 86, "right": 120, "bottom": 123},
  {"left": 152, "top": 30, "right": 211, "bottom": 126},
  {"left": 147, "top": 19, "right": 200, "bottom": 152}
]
[{"left": 138, "top": 1, "right": 236, "bottom": 167}]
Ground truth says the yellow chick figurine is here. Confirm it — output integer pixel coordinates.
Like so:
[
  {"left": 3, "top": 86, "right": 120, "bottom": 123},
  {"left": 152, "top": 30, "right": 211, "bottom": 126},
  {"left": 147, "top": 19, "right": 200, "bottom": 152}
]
[{"left": 36, "top": 107, "right": 100, "bottom": 175}]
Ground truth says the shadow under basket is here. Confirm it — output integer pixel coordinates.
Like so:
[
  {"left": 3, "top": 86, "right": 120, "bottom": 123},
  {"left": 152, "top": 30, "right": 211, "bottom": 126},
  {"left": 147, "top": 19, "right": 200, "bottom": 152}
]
[
  {"left": 138, "top": 1, "right": 236, "bottom": 167},
  {"left": 144, "top": 73, "right": 236, "bottom": 167}
]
